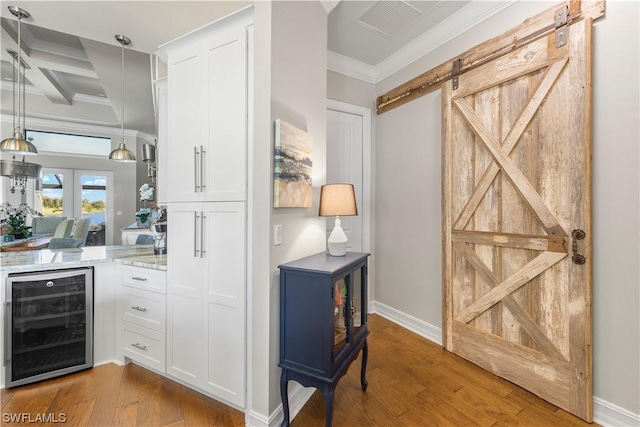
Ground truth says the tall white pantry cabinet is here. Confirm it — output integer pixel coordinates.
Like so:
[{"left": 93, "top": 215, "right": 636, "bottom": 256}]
[{"left": 157, "top": 7, "right": 252, "bottom": 409}]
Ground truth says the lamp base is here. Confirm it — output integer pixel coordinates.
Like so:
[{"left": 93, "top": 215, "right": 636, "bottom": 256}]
[{"left": 327, "top": 217, "right": 347, "bottom": 256}]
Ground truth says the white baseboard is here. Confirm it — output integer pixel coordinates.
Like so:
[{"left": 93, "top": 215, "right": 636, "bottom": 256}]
[
  {"left": 594, "top": 397, "right": 640, "bottom": 427},
  {"left": 246, "top": 382, "right": 316, "bottom": 427},
  {"left": 369, "top": 300, "right": 639, "bottom": 427},
  {"left": 370, "top": 300, "right": 442, "bottom": 345}
]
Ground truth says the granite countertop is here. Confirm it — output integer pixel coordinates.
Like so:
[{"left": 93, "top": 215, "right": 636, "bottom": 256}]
[{"left": 0, "top": 245, "right": 167, "bottom": 273}]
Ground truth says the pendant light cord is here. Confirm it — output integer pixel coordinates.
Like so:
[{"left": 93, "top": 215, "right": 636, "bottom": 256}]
[
  {"left": 16, "top": 12, "right": 22, "bottom": 133},
  {"left": 121, "top": 38, "right": 125, "bottom": 141}
]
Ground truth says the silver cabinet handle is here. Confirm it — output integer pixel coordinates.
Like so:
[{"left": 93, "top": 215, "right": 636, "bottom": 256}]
[
  {"left": 200, "top": 212, "right": 206, "bottom": 258},
  {"left": 194, "top": 146, "right": 200, "bottom": 192},
  {"left": 131, "top": 306, "right": 147, "bottom": 312},
  {"left": 200, "top": 145, "right": 206, "bottom": 190},
  {"left": 131, "top": 276, "right": 148, "bottom": 282},
  {"left": 194, "top": 211, "right": 200, "bottom": 257},
  {"left": 131, "top": 343, "right": 147, "bottom": 351},
  {"left": 4, "top": 301, "right": 10, "bottom": 365}
]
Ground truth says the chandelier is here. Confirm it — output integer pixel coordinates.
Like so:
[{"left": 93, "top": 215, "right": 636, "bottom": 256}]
[
  {"left": 0, "top": 6, "right": 38, "bottom": 155},
  {"left": 0, "top": 155, "right": 41, "bottom": 194}
]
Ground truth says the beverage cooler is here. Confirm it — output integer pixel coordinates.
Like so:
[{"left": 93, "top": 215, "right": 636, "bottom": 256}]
[{"left": 4, "top": 267, "right": 93, "bottom": 387}]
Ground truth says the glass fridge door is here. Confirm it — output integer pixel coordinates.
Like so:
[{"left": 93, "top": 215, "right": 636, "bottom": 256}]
[{"left": 6, "top": 268, "right": 93, "bottom": 386}]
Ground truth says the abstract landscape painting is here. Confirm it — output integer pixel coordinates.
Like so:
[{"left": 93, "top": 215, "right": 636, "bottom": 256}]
[{"left": 274, "top": 119, "right": 313, "bottom": 208}]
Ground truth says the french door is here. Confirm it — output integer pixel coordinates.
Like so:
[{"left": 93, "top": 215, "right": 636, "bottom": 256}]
[
  {"left": 41, "top": 168, "right": 114, "bottom": 245},
  {"left": 442, "top": 17, "right": 593, "bottom": 422}
]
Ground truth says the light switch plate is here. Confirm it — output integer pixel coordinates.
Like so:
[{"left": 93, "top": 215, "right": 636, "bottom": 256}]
[{"left": 274, "top": 224, "right": 282, "bottom": 246}]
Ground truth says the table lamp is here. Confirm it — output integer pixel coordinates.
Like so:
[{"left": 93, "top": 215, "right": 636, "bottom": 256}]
[{"left": 318, "top": 184, "right": 358, "bottom": 256}]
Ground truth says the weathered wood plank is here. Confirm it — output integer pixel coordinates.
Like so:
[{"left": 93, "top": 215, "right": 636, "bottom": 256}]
[
  {"left": 454, "top": 241, "right": 568, "bottom": 361},
  {"left": 453, "top": 59, "right": 568, "bottom": 230},
  {"left": 376, "top": 0, "right": 604, "bottom": 114},
  {"left": 451, "top": 321, "right": 571, "bottom": 412},
  {"left": 454, "top": 97, "right": 566, "bottom": 237},
  {"left": 455, "top": 251, "right": 566, "bottom": 324},
  {"left": 452, "top": 230, "right": 568, "bottom": 253},
  {"left": 565, "top": 19, "right": 593, "bottom": 421},
  {"left": 441, "top": 81, "right": 454, "bottom": 350}
]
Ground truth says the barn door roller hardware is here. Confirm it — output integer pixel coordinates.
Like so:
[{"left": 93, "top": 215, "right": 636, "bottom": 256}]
[
  {"left": 555, "top": 6, "right": 569, "bottom": 48},
  {"left": 375, "top": 0, "right": 605, "bottom": 115},
  {"left": 452, "top": 59, "right": 462, "bottom": 90}
]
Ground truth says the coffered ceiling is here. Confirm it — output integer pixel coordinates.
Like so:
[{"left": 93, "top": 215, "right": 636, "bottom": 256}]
[{"left": 0, "top": 1, "right": 513, "bottom": 138}]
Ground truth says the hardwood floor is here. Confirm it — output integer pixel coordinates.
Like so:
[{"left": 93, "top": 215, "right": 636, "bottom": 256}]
[{"left": 1, "top": 314, "right": 596, "bottom": 427}]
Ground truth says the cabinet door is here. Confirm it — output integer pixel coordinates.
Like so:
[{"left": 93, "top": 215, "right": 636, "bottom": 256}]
[
  {"left": 166, "top": 203, "right": 203, "bottom": 386},
  {"left": 166, "top": 51, "right": 207, "bottom": 202},
  {"left": 202, "top": 201, "right": 246, "bottom": 406},
  {"left": 202, "top": 27, "right": 247, "bottom": 202}
]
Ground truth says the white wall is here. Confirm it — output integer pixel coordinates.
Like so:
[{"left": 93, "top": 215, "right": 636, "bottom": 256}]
[
  {"left": 371, "top": 0, "right": 639, "bottom": 417},
  {"left": 248, "top": 1, "right": 328, "bottom": 423},
  {"left": 327, "top": 70, "right": 376, "bottom": 110}
]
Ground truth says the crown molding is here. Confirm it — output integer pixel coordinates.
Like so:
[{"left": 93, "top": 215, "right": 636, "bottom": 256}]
[
  {"left": 328, "top": 0, "right": 515, "bottom": 84},
  {"left": 320, "top": 1, "right": 341, "bottom": 15},
  {"left": 327, "top": 50, "right": 377, "bottom": 84}
]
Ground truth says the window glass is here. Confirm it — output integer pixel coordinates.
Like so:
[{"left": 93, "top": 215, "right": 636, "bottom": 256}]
[{"left": 25, "top": 130, "right": 111, "bottom": 157}]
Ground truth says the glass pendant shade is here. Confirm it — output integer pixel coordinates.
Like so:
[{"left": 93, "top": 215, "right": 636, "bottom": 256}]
[
  {"left": 108, "top": 141, "right": 136, "bottom": 162},
  {"left": 1, "top": 131, "right": 38, "bottom": 155}
]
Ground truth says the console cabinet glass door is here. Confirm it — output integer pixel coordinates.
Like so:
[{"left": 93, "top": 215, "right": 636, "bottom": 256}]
[{"left": 332, "top": 265, "right": 367, "bottom": 365}]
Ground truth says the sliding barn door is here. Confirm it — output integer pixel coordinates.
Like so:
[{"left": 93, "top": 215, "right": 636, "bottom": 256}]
[{"left": 442, "top": 18, "right": 593, "bottom": 421}]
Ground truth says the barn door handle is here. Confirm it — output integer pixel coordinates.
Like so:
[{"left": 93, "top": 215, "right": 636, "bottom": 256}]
[{"left": 571, "top": 229, "right": 586, "bottom": 265}]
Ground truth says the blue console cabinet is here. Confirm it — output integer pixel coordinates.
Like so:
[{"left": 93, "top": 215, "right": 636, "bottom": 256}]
[{"left": 278, "top": 251, "right": 370, "bottom": 427}]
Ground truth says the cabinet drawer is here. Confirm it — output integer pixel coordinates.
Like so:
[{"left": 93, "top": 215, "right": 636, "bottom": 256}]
[
  {"left": 119, "top": 285, "right": 166, "bottom": 333},
  {"left": 120, "top": 265, "right": 166, "bottom": 293},
  {"left": 122, "top": 321, "right": 166, "bottom": 373}
]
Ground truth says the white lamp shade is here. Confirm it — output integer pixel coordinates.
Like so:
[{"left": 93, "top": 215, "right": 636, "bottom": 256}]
[
  {"left": 318, "top": 184, "right": 358, "bottom": 217},
  {"left": 319, "top": 184, "right": 358, "bottom": 256}
]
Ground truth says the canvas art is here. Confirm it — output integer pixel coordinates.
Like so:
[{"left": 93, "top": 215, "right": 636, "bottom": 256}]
[{"left": 274, "top": 119, "right": 313, "bottom": 208}]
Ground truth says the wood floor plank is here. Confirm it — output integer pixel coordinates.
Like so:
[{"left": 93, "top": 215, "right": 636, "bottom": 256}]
[
  {"left": 64, "top": 398, "right": 96, "bottom": 427},
  {"left": 136, "top": 379, "right": 162, "bottom": 426}
]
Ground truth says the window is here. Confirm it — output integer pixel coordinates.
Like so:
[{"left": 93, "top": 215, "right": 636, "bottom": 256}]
[{"left": 25, "top": 129, "right": 111, "bottom": 157}]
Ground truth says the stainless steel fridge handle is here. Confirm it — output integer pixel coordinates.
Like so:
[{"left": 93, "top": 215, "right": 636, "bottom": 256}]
[{"left": 4, "top": 301, "right": 10, "bottom": 365}]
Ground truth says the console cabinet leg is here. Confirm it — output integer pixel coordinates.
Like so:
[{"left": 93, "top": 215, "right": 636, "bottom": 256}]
[
  {"left": 323, "top": 387, "right": 335, "bottom": 427},
  {"left": 361, "top": 339, "right": 368, "bottom": 391},
  {"left": 280, "top": 374, "right": 290, "bottom": 427}
]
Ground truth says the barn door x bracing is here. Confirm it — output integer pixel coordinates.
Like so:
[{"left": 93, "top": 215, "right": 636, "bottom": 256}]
[{"left": 442, "top": 10, "right": 593, "bottom": 422}]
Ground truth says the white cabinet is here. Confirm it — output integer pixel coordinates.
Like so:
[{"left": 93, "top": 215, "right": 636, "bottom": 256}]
[
  {"left": 167, "top": 201, "right": 246, "bottom": 407},
  {"left": 160, "top": 14, "right": 248, "bottom": 203},
  {"left": 117, "top": 265, "right": 167, "bottom": 373}
]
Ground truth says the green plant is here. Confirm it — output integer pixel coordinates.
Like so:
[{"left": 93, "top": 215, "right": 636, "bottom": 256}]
[
  {"left": 3, "top": 212, "right": 29, "bottom": 236},
  {"left": 0, "top": 202, "right": 38, "bottom": 237}
]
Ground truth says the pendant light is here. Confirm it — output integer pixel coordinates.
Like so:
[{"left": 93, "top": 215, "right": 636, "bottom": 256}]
[
  {"left": 108, "top": 35, "right": 136, "bottom": 162},
  {"left": 0, "top": 6, "right": 38, "bottom": 155}
]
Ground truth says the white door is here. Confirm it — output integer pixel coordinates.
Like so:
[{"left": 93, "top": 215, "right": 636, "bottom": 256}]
[
  {"left": 167, "top": 202, "right": 203, "bottom": 386},
  {"left": 326, "top": 108, "right": 363, "bottom": 252}
]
